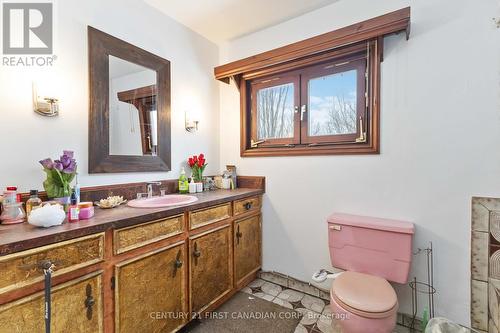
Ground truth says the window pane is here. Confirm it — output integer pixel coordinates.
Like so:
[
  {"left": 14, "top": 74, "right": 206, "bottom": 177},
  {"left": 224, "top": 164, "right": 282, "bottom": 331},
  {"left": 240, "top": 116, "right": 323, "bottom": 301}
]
[
  {"left": 257, "top": 83, "right": 294, "bottom": 140},
  {"left": 308, "top": 69, "right": 357, "bottom": 136}
]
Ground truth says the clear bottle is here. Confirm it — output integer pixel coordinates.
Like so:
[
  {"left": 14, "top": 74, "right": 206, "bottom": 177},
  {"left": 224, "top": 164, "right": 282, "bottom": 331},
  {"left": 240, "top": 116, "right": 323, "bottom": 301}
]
[
  {"left": 74, "top": 173, "right": 81, "bottom": 204},
  {"left": 26, "top": 190, "right": 42, "bottom": 217}
]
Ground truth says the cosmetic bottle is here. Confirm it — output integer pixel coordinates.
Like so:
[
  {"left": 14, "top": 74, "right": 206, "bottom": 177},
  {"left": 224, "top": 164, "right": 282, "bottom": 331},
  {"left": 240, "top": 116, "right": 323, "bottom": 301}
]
[
  {"left": 68, "top": 192, "right": 80, "bottom": 223},
  {"left": 26, "top": 190, "right": 42, "bottom": 217},
  {"left": 189, "top": 177, "right": 197, "bottom": 194},
  {"left": 74, "top": 173, "right": 81, "bottom": 203},
  {"left": 179, "top": 168, "right": 189, "bottom": 194}
]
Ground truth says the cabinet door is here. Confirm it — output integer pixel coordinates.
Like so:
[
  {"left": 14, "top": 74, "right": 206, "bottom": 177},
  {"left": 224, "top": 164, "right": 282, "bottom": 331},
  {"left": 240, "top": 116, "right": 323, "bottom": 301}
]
[
  {"left": 189, "top": 225, "right": 233, "bottom": 313},
  {"left": 234, "top": 214, "right": 262, "bottom": 287},
  {"left": 115, "top": 242, "right": 188, "bottom": 333},
  {"left": 0, "top": 271, "right": 103, "bottom": 333}
]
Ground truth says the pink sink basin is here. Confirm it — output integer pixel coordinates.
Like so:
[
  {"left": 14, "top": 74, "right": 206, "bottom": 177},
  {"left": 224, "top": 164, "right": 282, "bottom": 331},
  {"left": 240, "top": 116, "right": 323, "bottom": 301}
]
[{"left": 127, "top": 195, "right": 198, "bottom": 208}]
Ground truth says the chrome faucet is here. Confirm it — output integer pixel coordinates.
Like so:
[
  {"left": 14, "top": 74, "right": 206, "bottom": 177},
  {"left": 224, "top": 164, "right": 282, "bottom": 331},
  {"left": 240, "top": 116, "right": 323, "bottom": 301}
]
[{"left": 146, "top": 182, "right": 162, "bottom": 198}]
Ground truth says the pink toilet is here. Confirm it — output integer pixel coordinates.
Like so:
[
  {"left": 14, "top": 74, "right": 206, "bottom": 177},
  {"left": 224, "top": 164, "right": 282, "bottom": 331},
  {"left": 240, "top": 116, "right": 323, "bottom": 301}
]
[{"left": 327, "top": 213, "right": 414, "bottom": 333}]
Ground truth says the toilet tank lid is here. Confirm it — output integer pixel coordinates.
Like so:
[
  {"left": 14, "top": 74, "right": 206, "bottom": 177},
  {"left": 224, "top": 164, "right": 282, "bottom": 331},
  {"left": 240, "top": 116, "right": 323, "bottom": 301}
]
[{"left": 327, "top": 213, "right": 414, "bottom": 234}]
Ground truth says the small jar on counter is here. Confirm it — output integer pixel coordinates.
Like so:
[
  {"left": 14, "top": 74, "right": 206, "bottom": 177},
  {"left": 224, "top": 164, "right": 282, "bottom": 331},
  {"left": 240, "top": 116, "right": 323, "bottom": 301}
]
[
  {"left": 26, "top": 190, "right": 42, "bottom": 217},
  {"left": 78, "top": 202, "right": 94, "bottom": 220},
  {"left": 3, "top": 186, "right": 17, "bottom": 205},
  {"left": 0, "top": 202, "right": 26, "bottom": 224}
]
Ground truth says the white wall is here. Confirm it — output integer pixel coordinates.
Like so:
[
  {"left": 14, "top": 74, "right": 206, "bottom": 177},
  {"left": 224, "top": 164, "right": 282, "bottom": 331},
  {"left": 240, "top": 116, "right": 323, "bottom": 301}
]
[
  {"left": 109, "top": 69, "right": 156, "bottom": 156},
  {"left": 219, "top": 0, "right": 500, "bottom": 324},
  {"left": 0, "top": 0, "right": 220, "bottom": 191}
]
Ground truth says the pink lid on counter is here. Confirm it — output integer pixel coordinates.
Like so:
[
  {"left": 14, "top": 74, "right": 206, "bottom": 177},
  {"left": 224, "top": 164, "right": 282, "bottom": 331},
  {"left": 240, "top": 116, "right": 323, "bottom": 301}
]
[{"left": 327, "top": 212, "right": 414, "bottom": 234}]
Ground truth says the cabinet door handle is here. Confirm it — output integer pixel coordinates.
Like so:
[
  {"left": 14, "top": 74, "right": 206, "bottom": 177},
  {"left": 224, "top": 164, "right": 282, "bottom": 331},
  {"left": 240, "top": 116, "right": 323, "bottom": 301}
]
[
  {"left": 193, "top": 242, "right": 201, "bottom": 258},
  {"left": 244, "top": 202, "right": 253, "bottom": 210},
  {"left": 236, "top": 225, "right": 243, "bottom": 245},
  {"left": 174, "top": 250, "right": 183, "bottom": 269},
  {"left": 85, "top": 284, "right": 95, "bottom": 320}
]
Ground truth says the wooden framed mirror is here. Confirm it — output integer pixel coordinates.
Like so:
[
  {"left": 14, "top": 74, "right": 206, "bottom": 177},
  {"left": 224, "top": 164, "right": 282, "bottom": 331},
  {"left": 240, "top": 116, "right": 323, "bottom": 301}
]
[{"left": 88, "top": 26, "right": 171, "bottom": 173}]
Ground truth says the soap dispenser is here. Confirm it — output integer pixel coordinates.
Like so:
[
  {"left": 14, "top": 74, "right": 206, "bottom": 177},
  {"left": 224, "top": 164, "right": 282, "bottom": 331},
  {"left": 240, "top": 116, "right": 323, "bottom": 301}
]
[
  {"left": 179, "top": 168, "right": 189, "bottom": 194},
  {"left": 189, "top": 177, "right": 196, "bottom": 194}
]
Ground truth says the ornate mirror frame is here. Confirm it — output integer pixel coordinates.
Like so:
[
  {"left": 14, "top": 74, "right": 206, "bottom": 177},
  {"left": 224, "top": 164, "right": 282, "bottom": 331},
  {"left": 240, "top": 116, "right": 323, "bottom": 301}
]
[{"left": 88, "top": 26, "right": 171, "bottom": 173}]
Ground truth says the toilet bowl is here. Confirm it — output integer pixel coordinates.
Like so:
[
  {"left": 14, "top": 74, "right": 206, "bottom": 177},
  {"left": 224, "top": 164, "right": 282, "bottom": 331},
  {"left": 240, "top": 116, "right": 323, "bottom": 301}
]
[
  {"left": 326, "top": 213, "right": 414, "bottom": 333},
  {"left": 330, "top": 271, "right": 398, "bottom": 333}
]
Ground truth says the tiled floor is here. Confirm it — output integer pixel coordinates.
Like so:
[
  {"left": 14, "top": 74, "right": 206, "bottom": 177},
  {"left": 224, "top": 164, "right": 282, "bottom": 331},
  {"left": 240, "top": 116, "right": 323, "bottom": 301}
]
[{"left": 242, "top": 278, "right": 412, "bottom": 333}]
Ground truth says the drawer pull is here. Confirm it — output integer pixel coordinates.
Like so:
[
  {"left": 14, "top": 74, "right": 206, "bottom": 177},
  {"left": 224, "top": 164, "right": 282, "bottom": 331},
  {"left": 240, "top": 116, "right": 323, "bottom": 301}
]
[
  {"left": 85, "top": 284, "right": 95, "bottom": 320},
  {"left": 236, "top": 225, "right": 243, "bottom": 245},
  {"left": 18, "top": 259, "right": 62, "bottom": 272},
  {"left": 244, "top": 202, "right": 253, "bottom": 210},
  {"left": 40, "top": 260, "right": 56, "bottom": 272}
]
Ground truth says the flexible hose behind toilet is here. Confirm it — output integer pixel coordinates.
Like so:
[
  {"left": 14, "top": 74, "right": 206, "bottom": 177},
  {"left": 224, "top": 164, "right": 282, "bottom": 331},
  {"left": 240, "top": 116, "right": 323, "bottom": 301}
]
[{"left": 312, "top": 269, "right": 343, "bottom": 283}]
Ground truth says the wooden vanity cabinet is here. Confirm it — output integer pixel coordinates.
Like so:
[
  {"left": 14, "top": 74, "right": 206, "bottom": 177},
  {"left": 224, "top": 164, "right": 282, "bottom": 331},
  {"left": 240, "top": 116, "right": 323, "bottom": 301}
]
[
  {"left": 114, "top": 242, "right": 188, "bottom": 333},
  {"left": 0, "top": 193, "right": 262, "bottom": 333},
  {"left": 234, "top": 214, "right": 262, "bottom": 288},
  {"left": 189, "top": 225, "right": 233, "bottom": 313},
  {"left": 0, "top": 271, "right": 104, "bottom": 333}
]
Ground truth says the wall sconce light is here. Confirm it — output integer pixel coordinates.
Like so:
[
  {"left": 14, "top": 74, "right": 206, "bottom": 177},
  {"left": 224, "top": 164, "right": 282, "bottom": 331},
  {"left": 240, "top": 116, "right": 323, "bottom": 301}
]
[
  {"left": 185, "top": 111, "right": 199, "bottom": 132},
  {"left": 494, "top": 17, "right": 500, "bottom": 28},
  {"left": 32, "top": 82, "right": 59, "bottom": 117}
]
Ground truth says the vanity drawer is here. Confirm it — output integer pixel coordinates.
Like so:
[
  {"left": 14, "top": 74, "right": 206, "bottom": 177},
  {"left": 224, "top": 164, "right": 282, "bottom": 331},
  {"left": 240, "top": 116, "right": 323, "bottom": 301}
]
[
  {"left": 0, "top": 233, "right": 104, "bottom": 295},
  {"left": 114, "top": 214, "right": 185, "bottom": 254},
  {"left": 189, "top": 203, "right": 232, "bottom": 230},
  {"left": 233, "top": 196, "right": 261, "bottom": 216}
]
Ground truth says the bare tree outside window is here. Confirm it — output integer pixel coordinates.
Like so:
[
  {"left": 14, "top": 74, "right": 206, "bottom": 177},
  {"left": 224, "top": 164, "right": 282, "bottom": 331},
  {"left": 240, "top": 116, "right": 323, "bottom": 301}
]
[
  {"left": 309, "top": 94, "right": 357, "bottom": 136},
  {"left": 257, "top": 83, "right": 294, "bottom": 139},
  {"left": 308, "top": 70, "right": 357, "bottom": 137}
]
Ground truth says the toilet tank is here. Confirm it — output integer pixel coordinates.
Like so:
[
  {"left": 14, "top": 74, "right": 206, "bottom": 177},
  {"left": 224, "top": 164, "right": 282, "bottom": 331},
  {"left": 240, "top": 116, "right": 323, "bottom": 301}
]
[{"left": 328, "top": 213, "right": 414, "bottom": 284}]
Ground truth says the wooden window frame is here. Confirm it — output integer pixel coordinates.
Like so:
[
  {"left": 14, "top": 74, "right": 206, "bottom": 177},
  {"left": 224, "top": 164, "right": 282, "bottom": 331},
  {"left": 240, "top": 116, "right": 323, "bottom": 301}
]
[
  {"left": 250, "top": 74, "right": 300, "bottom": 147},
  {"left": 214, "top": 7, "right": 410, "bottom": 157},
  {"left": 239, "top": 40, "right": 381, "bottom": 157},
  {"left": 299, "top": 54, "right": 366, "bottom": 145}
]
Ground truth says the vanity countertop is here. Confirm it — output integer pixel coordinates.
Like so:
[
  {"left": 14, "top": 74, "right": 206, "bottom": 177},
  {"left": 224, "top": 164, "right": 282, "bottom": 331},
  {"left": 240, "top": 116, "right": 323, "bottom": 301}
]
[{"left": 0, "top": 188, "right": 263, "bottom": 256}]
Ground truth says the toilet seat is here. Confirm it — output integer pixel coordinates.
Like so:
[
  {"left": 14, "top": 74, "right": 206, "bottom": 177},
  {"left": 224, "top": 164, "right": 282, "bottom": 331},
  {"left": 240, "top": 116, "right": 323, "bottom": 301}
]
[{"left": 332, "top": 271, "right": 398, "bottom": 319}]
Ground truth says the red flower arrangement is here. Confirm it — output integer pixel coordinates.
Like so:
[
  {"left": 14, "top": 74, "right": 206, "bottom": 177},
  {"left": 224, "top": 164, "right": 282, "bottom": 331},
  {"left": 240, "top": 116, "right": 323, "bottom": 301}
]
[{"left": 188, "top": 153, "right": 207, "bottom": 182}]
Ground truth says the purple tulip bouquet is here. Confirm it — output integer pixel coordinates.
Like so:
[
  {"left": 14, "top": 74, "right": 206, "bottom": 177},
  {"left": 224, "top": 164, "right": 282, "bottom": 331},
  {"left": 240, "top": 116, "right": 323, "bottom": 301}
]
[{"left": 39, "top": 150, "right": 77, "bottom": 199}]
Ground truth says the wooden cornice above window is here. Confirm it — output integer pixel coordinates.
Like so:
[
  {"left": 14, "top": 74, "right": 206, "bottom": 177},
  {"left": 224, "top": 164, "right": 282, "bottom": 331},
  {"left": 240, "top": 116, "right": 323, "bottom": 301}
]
[{"left": 214, "top": 7, "right": 410, "bottom": 83}]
